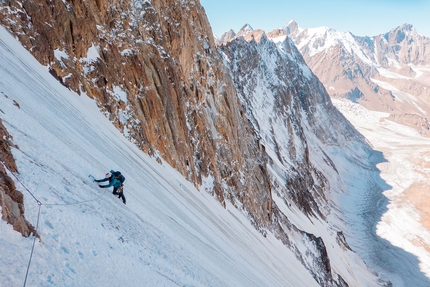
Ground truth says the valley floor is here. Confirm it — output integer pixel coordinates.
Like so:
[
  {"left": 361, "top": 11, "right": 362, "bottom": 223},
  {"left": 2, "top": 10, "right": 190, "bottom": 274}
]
[{"left": 334, "top": 99, "right": 430, "bottom": 286}]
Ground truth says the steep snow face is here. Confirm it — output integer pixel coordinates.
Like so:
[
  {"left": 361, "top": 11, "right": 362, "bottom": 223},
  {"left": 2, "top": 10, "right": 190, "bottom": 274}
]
[
  {"left": 219, "top": 29, "right": 389, "bottom": 286},
  {"left": 0, "top": 25, "right": 321, "bottom": 287}
]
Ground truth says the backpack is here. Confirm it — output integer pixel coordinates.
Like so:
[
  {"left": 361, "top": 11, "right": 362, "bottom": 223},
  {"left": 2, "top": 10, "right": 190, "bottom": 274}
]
[
  {"left": 112, "top": 171, "right": 125, "bottom": 183},
  {"left": 118, "top": 174, "right": 125, "bottom": 183}
]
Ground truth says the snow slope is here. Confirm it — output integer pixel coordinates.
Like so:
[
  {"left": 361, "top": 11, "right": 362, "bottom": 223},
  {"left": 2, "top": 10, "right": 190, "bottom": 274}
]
[{"left": 0, "top": 26, "right": 319, "bottom": 287}]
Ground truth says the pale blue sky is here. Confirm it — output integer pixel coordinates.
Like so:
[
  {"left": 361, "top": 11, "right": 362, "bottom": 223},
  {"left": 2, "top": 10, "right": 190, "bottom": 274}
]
[{"left": 200, "top": 0, "right": 430, "bottom": 38}]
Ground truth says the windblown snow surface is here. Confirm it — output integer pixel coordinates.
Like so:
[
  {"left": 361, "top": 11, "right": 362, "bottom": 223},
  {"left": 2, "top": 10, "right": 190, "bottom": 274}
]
[{"left": 0, "top": 26, "right": 318, "bottom": 287}]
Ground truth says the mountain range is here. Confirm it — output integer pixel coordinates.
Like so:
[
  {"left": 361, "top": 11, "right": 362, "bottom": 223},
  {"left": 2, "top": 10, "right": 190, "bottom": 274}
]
[{"left": 283, "top": 20, "right": 430, "bottom": 133}]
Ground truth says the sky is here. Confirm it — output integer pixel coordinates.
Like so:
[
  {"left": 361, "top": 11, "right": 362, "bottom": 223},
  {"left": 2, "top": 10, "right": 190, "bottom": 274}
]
[{"left": 200, "top": 0, "right": 430, "bottom": 38}]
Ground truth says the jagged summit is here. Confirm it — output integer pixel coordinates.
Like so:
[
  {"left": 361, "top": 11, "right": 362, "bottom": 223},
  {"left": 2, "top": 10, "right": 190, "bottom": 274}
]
[
  {"left": 217, "top": 24, "right": 268, "bottom": 45},
  {"left": 395, "top": 23, "right": 415, "bottom": 33},
  {"left": 216, "top": 29, "right": 236, "bottom": 46},
  {"left": 237, "top": 23, "right": 254, "bottom": 36},
  {"left": 384, "top": 23, "right": 421, "bottom": 43},
  {"left": 399, "top": 23, "right": 414, "bottom": 31},
  {"left": 234, "top": 24, "right": 254, "bottom": 42},
  {"left": 287, "top": 18, "right": 298, "bottom": 26},
  {"left": 215, "top": 24, "right": 254, "bottom": 46},
  {"left": 283, "top": 19, "right": 301, "bottom": 35}
]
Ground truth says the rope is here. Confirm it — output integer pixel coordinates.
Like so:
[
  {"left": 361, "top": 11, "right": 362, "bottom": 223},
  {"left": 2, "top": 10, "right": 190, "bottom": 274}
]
[
  {"left": 42, "top": 188, "right": 106, "bottom": 206},
  {"left": 23, "top": 203, "right": 41, "bottom": 287},
  {"left": 2, "top": 161, "right": 106, "bottom": 205},
  {"left": 1, "top": 161, "right": 42, "bottom": 205},
  {"left": 41, "top": 176, "right": 107, "bottom": 206}
]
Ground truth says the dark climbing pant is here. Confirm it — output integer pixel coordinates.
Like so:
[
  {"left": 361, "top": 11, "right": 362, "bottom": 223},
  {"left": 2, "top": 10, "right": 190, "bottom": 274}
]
[{"left": 113, "top": 187, "right": 126, "bottom": 204}]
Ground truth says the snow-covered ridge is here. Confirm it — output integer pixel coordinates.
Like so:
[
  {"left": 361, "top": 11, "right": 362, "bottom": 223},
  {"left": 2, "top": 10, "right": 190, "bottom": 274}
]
[
  {"left": 219, "top": 24, "right": 314, "bottom": 82},
  {"left": 284, "top": 21, "right": 375, "bottom": 65},
  {"left": 285, "top": 20, "right": 430, "bottom": 71}
]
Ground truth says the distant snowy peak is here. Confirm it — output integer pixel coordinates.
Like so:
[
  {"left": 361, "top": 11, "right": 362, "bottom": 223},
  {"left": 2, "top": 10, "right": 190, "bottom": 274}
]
[
  {"left": 236, "top": 23, "right": 254, "bottom": 38},
  {"left": 385, "top": 23, "right": 420, "bottom": 42},
  {"left": 283, "top": 21, "right": 363, "bottom": 59},
  {"left": 287, "top": 20, "right": 430, "bottom": 66},
  {"left": 215, "top": 29, "right": 236, "bottom": 46},
  {"left": 379, "top": 23, "right": 430, "bottom": 65},
  {"left": 282, "top": 19, "right": 301, "bottom": 35},
  {"left": 283, "top": 19, "right": 331, "bottom": 40}
]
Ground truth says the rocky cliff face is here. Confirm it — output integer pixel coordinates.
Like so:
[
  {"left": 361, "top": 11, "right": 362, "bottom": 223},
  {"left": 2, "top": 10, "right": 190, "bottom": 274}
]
[
  {"left": 283, "top": 21, "right": 430, "bottom": 132},
  {"left": 1, "top": 1, "right": 382, "bottom": 286}
]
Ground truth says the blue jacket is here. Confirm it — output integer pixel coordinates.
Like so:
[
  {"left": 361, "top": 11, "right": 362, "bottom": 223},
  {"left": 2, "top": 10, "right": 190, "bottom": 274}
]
[
  {"left": 109, "top": 170, "right": 123, "bottom": 188},
  {"left": 104, "top": 177, "right": 122, "bottom": 188}
]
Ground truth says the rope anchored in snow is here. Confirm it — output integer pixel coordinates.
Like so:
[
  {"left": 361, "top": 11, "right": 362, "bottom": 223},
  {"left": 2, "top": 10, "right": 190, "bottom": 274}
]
[
  {"left": 0, "top": 161, "right": 106, "bottom": 286},
  {"left": 42, "top": 176, "right": 105, "bottom": 206},
  {"left": 2, "top": 161, "right": 105, "bottom": 207},
  {"left": 1, "top": 161, "right": 42, "bottom": 206},
  {"left": 0, "top": 161, "right": 41, "bottom": 287},
  {"left": 23, "top": 204, "right": 41, "bottom": 287}
]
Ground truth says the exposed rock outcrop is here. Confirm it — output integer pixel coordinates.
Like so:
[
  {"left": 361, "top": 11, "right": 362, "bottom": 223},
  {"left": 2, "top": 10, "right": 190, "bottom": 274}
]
[{"left": 0, "top": 118, "right": 38, "bottom": 238}]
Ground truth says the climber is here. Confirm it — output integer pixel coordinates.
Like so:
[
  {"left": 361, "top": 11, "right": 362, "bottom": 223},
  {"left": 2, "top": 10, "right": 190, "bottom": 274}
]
[{"left": 95, "top": 170, "right": 126, "bottom": 204}]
